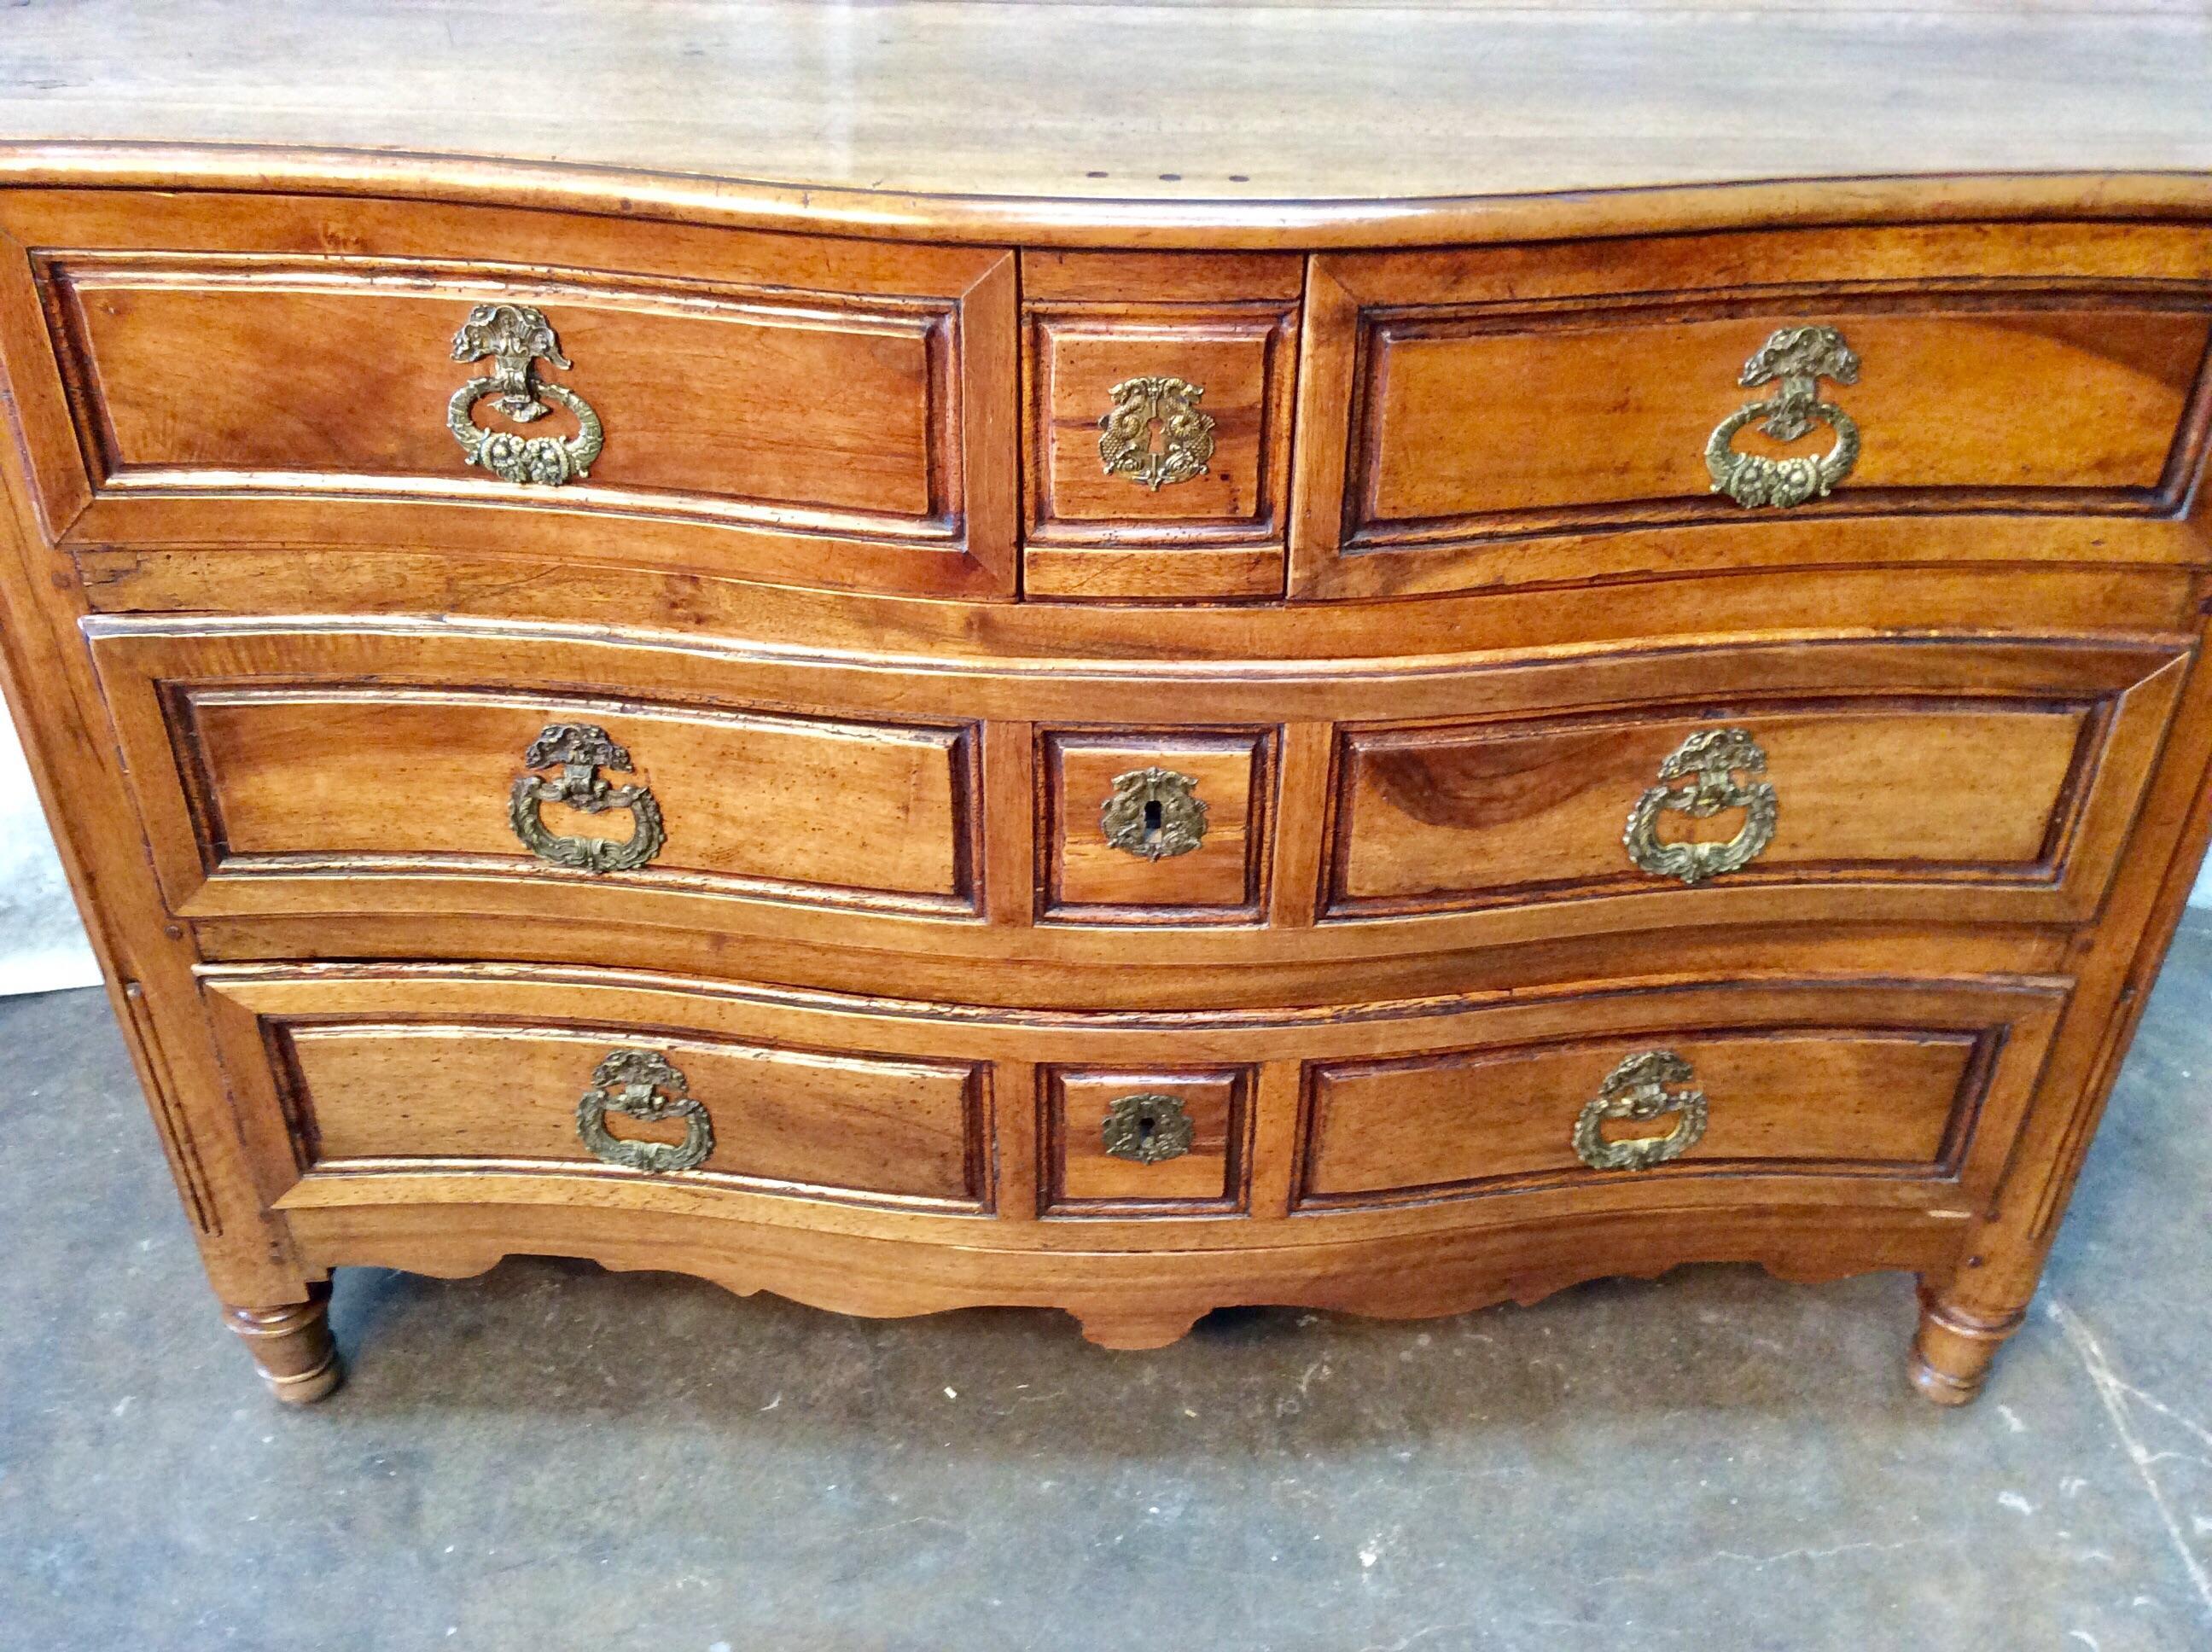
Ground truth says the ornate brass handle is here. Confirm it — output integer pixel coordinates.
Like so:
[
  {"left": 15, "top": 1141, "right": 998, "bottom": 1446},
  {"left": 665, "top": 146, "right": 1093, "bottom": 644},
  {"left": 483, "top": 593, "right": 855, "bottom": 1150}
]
[
  {"left": 576, "top": 1049, "right": 714, "bottom": 1173},
  {"left": 1100, "top": 767, "right": 1208, "bottom": 861},
  {"left": 448, "top": 303, "right": 604, "bottom": 486},
  {"left": 1098, "top": 375, "right": 1216, "bottom": 490},
  {"left": 1623, "top": 728, "right": 1777, "bottom": 886},
  {"left": 509, "top": 723, "right": 665, "bottom": 874},
  {"left": 1102, "top": 1092, "right": 1195, "bottom": 1164},
  {"left": 1573, "top": 1050, "right": 1708, "bottom": 1172},
  {"left": 1705, "top": 325, "right": 1860, "bottom": 509}
]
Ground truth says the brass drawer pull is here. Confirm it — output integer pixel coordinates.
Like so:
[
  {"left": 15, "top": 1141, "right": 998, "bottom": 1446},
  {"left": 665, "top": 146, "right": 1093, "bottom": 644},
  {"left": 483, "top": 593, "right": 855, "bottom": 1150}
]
[
  {"left": 1103, "top": 1091, "right": 1195, "bottom": 1165},
  {"left": 1098, "top": 375, "right": 1216, "bottom": 490},
  {"left": 1101, "top": 766, "right": 1208, "bottom": 860},
  {"left": 1573, "top": 1050, "right": 1708, "bottom": 1172},
  {"left": 576, "top": 1049, "right": 714, "bottom": 1173},
  {"left": 509, "top": 722, "right": 665, "bottom": 874},
  {"left": 1623, "top": 728, "right": 1777, "bottom": 886},
  {"left": 1705, "top": 324, "right": 1860, "bottom": 509},
  {"left": 448, "top": 303, "right": 605, "bottom": 486}
]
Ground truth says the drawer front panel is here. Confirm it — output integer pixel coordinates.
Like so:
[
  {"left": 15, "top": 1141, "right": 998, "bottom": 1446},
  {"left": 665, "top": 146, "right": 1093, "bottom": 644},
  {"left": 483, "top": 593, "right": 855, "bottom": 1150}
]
[
  {"left": 1042, "top": 1066, "right": 1253, "bottom": 1216},
  {"left": 275, "top": 1021, "right": 987, "bottom": 1211},
  {"left": 62, "top": 276, "right": 947, "bottom": 520},
  {"left": 1326, "top": 643, "right": 2189, "bottom": 924},
  {"left": 1295, "top": 984, "right": 2066, "bottom": 1213},
  {"left": 1021, "top": 251, "right": 1301, "bottom": 601},
  {"left": 0, "top": 191, "right": 1016, "bottom": 597},
  {"left": 1042, "top": 728, "right": 1274, "bottom": 923},
  {"left": 1295, "top": 221, "right": 2212, "bottom": 597},
  {"left": 1355, "top": 303, "right": 2208, "bottom": 527},
  {"left": 90, "top": 628, "right": 979, "bottom": 924}
]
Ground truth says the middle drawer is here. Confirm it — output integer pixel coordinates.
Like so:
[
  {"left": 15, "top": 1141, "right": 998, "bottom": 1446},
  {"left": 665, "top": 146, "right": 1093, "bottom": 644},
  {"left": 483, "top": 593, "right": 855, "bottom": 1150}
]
[{"left": 89, "top": 616, "right": 2191, "bottom": 962}]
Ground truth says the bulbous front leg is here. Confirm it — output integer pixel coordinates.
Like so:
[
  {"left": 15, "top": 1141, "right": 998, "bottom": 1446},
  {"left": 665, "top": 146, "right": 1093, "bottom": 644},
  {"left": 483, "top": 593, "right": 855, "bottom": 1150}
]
[
  {"left": 1907, "top": 1283, "right": 2025, "bottom": 1407},
  {"left": 223, "top": 1281, "right": 341, "bottom": 1405}
]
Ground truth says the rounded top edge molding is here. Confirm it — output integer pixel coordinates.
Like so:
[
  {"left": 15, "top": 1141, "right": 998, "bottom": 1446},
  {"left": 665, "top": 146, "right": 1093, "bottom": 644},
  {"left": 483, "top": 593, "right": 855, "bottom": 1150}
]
[{"left": 5, "top": 144, "right": 2212, "bottom": 252}]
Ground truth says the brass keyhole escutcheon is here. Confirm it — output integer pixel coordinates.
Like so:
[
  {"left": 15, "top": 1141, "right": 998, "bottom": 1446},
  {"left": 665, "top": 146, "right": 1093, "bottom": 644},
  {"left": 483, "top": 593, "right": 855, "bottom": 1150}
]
[
  {"left": 1101, "top": 767, "right": 1208, "bottom": 861},
  {"left": 1098, "top": 375, "right": 1216, "bottom": 490},
  {"left": 1102, "top": 1091, "right": 1196, "bottom": 1165}
]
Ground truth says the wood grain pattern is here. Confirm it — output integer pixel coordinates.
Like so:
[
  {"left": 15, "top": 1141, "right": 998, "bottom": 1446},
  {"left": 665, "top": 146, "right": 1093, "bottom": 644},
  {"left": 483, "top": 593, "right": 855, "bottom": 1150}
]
[
  {"left": 1348, "top": 303, "right": 2210, "bottom": 534},
  {"left": 53, "top": 265, "right": 953, "bottom": 522},
  {"left": 4, "top": 4, "right": 2210, "bottom": 216},
  {"left": 1301, "top": 1028, "right": 1989, "bottom": 1206},
  {"left": 125, "top": 675, "right": 980, "bottom": 919},
  {"left": 280, "top": 1021, "right": 988, "bottom": 1212},
  {"left": 1336, "top": 701, "right": 2092, "bottom": 911},
  {"left": 1324, "top": 642, "right": 2187, "bottom": 926}
]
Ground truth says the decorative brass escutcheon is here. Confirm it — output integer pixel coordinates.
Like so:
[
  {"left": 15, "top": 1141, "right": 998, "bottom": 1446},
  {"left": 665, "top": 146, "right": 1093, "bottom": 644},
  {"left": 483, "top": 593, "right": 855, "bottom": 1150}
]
[
  {"left": 1098, "top": 375, "right": 1217, "bottom": 490},
  {"left": 1705, "top": 324, "right": 1860, "bottom": 508},
  {"left": 1100, "top": 766, "right": 1208, "bottom": 861},
  {"left": 1573, "top": 1050, "right": 1708, "bottom": 1172},
  {"left": 1102, "top": 1091, "right": 1196, "bottom": 1165},
  {"left": 448, "top": 303, "right": 605, "bottom": 486},
  {"left": 1622, "top": 727, "right": 1778, "bottom": 886},
  {"left": 576, "top": 1048, "right": 715, "bottom": 1173},
  {"left": 509, "top": 722, "right": 665, "bottom": 874}
]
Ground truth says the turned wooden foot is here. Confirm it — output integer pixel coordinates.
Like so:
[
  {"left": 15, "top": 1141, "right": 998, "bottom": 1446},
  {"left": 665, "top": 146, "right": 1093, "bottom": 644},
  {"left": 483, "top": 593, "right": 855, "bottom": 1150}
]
[
  {"left": 1907, "top": 1286, "right": 2025, "bottom": 1407},
  {"left": 223, "top": 1282, "right": 341, "bottom": 1405}
]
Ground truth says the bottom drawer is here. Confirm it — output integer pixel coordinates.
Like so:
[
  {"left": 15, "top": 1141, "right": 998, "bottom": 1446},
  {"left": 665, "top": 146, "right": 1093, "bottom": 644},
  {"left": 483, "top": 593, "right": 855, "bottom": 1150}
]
[{"left": 201, "top": 961, "right": 2069, "bottom": 1241}]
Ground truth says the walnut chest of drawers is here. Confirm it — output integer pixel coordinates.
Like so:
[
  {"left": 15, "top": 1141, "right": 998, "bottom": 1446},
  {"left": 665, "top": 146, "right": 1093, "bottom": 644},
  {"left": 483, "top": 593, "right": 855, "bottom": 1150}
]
[{"left": 3, "top": 1, "right": 2211, "bottom": 1408}]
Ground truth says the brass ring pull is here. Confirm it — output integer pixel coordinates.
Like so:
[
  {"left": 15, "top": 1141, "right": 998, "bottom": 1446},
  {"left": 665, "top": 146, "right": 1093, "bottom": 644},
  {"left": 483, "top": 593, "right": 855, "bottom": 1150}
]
[
  {"left": 1705, "top": 325, "right": 1860, "bottom": 509},
  {"left": 1573, "top": 1050, "right": 1708, "bottom": 1172},
  {"left": 576, "top": 1049, "right": 714, "bottom": 1173},
  {"left": 1102, "top": 1092, "right": 1196, "bottom": 1165},
  {"left": 1623, "top": 728, "right": 1777, "bottom": 886},
  {"left": 509, "top": 723, "right": 665, "bottom": 875},
  {"left": 1098, "top": 375, "right": 1216, "bottom": 490},
  {"left": 448, "top": 303, "right": 604, "bottom": 486},
  {"left": 1101, "top": 767, "right": 1208, "bottom": 860}
]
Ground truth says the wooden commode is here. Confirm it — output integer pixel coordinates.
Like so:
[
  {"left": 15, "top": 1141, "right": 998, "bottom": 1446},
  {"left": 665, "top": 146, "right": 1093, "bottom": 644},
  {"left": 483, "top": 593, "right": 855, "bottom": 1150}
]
[{"left": 3, "top": 1, "right": 2210, "bottom": 1406}]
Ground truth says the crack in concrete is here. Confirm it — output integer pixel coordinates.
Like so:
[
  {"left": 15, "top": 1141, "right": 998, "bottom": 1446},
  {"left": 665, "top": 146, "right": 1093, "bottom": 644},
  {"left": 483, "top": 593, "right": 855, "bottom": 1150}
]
[{"left": 2047, "top": 1294, "right": 2212, "bottom": 1626}]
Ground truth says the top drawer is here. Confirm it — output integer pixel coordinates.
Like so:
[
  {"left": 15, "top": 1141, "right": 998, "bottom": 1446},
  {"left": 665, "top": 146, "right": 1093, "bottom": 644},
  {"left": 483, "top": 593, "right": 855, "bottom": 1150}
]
[
  {"left": 1294, "top": 221, "right": 2212, "bottom": 597},
  {"left": 0, "top": 192, "right": 1016, "bottom": 598}
]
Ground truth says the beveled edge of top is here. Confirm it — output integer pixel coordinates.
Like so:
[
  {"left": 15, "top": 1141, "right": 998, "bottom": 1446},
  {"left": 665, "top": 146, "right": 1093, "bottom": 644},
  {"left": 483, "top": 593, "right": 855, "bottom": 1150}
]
[{"left": 4, "top": 143, "right": 2212, "bottom": 252}]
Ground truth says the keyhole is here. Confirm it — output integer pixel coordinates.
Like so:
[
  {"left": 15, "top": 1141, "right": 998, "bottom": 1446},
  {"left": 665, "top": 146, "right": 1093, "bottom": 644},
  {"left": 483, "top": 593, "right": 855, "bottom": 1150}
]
[
  {"left": 1144, "top": 415, "right": 1165, "bottom": 457},
  {"left": 1142, "top": 798, "right": 1163, "bottom": 846},
  {"left": 1134, "top": 1109, "right": 1159, "bottom": 1144}
]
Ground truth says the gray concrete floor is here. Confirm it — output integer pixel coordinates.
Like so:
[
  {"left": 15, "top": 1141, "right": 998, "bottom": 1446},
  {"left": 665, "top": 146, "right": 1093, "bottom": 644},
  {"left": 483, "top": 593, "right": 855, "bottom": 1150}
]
[{"left": 5, "top": 932, "right": 2212, "bottom": 1651}]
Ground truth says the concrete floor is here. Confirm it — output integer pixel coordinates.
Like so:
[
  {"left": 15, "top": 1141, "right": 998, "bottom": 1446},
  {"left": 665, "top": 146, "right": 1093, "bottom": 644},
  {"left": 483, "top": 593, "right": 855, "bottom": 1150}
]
[{"left": 5, "top": 934, "right": 2212, "bottom": 1650}]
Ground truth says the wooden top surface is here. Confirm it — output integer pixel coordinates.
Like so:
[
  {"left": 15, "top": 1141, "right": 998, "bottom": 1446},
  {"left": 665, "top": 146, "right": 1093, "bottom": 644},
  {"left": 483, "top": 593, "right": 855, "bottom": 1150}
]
[{"left": 2, "top": 2, "right": 2209, "bottom": 242}]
